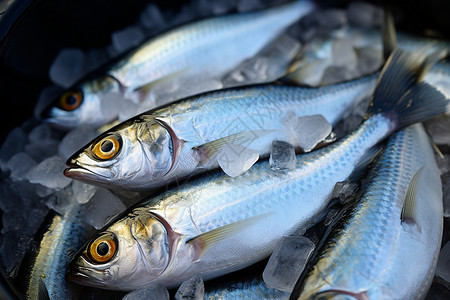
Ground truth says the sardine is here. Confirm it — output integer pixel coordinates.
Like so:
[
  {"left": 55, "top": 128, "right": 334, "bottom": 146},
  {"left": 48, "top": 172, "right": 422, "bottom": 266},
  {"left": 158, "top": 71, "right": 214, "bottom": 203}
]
[
  {"left": 66, "top": 48, "right": 448, "bottom": 291},
  {"left": 63, "top": 76, "right": 377, "bottom": 191},
  {"left": 291, "top": 123, "right": 443, "bottom": 300},
  {"left": 25, "top": 202, "right": 92, "bottom": 299},
  {"left": 40, "top": 0, "right": 314, "bottom": 129},
  {"left": 205, "top": 274, "right": 289, "bottom": 300}
]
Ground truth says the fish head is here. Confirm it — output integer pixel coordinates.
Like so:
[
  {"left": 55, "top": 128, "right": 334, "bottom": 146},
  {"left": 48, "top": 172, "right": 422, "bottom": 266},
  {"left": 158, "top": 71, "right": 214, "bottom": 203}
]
[
  {"left": 64, "top": 116, "right": 176, "bottom": 190},
  {"left": 40, "top": 76, "right": 121, "bottom": 129},
  {"left": 66, "top": 211, "right": 171, "bottom": 290}
]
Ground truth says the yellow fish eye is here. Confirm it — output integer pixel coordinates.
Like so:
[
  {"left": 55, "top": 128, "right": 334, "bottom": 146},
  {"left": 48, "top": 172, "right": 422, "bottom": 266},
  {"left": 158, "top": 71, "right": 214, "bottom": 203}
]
[
  {"left": 59, "top": 90, "right": 83, "bottom": 111},
  {"left": 92, "top": 135, "right": 121, "bottom": 160},
  {"left": 87, "top": 233, "right": 117, "bottom": 264}
]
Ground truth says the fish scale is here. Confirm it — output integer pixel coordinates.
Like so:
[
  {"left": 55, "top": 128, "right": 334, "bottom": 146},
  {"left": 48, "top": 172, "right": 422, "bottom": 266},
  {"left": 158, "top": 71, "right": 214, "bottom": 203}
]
[{"left": 295, "top": 124, "right": 443, "bottom": 299}]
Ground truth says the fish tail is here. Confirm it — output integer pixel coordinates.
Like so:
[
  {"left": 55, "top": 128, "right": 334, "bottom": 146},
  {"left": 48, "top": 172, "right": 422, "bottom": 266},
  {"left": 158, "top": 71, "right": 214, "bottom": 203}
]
[{"left": 366, "top": 48, "right": 449, "bottom": 131}]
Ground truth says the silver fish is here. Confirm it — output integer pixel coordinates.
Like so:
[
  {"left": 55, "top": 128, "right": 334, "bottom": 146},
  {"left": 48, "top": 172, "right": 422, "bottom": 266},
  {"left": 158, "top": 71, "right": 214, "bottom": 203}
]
[
  {"left": 63, "top": 76, "right": 377, "bottom": 191},
  {"left": 40, "top": 0, "right": 314, "bottom": 129},
  {"left": 292, "top": 123, "right": 443, "bottom": 300},
  {"left": 204, "top": 274, "right": 289, "bottom": 300},
  {"left": 66, "top": 49, "right": 448, "bottom": 290},
  {"left": 26, "top": 202, "right": 92, "bottom": 299}
]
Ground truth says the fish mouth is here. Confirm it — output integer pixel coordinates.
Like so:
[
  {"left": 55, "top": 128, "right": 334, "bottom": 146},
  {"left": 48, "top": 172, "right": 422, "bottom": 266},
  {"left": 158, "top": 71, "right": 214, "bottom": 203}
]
[{"left": 64, "top": 163, "right": 108, "bottom": 182}]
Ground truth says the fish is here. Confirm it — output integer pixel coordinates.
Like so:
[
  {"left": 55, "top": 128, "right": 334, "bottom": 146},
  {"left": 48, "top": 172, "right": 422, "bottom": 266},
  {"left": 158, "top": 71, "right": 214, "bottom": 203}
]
[
  {"left": 66, "top": 48, "right": 448, "bottom": 291},
  {"left": 204, "top": 274, "right": 289, "bottom": 300},
  {"left": 39, "top": 0, "right": 315, "bottom": 129},
  {"left": 25, "top": 201, "right": 93, "bottom": 299},
  {"left": 290, "top": 123, "right": 443, "bottom": 300},
  {"left": 63, "top": 75, "right": 378, "bottom": 191}
]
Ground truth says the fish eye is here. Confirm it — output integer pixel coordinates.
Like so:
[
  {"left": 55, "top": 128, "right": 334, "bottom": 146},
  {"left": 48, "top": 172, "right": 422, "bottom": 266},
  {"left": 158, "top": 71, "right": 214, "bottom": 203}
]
[
  {"left": 87, "top": 232, "right": 118, "bottom": 264},
  {"left": 92, "top": 134, "right": 122, "bottom": 160},
  {"left": 59, "top": 90, "right": 83, "bottom": 111}
]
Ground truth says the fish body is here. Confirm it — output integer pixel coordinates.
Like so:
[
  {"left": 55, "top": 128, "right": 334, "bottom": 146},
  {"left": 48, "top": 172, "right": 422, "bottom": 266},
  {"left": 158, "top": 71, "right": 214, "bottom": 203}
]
[
  {"left": 293, "top": 123, "right": 443, "bottom": 300},
  {"left": 41, "top": 0, "right": 314, "bottom": 129},
  {"left": 64, "top": 76, "right": 377, "bottom": 191},
  {"left": 26, "top": 202, "right": 91, "bottom": 299},
  {"left": 204, "top": 275, "right": 289, "bottom": 300},
  {"left": 66, "top": 49, "right": 448, "bottom": 290}
]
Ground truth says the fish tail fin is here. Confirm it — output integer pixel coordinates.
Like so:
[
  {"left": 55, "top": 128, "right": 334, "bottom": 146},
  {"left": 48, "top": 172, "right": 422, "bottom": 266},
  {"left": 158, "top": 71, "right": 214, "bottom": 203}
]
[{"left": 365, "top": 48, "right": 449, "bottom": 131}]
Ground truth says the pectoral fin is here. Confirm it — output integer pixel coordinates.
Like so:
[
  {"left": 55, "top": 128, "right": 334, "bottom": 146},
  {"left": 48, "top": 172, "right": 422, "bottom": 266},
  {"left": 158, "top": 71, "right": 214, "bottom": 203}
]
[
  {"left": 132, "top": 69, "right": 189, "bottom": 101},
  {"left": 193, "top": 130, "right": 274, "bottom": 167},
  {"left": 401, "top": 166, "right": 424, "bottom": 232},
  {"left": 187, "top": 214, "right": 269, "bottom": 259}
]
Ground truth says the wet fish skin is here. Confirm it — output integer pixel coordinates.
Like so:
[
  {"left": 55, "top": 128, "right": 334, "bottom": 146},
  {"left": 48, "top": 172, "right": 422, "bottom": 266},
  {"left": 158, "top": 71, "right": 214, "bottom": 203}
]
[
  {"left": 64, "top": 76, "right": 377, "bottom": 191},
  {"left": 292, "top": 124, "right": 443, "bottom": 300},
  {"left": 26, "top": 202, "right": 92, "bottom": 299},
  {"left": 41, "top": 0, "right": 315, "bottom": 129},
  {"left": 204, "top": 275, "right": 289, "bottom": 300},
  {"left": 66, "top": 49, "right": 448, "bottom": 290}
]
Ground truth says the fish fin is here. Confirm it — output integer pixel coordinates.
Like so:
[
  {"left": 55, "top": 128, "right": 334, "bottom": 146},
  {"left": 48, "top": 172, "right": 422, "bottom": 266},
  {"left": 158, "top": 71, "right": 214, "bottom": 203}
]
[
  {"left": 193, "top": 130, "right": 274, "bottom": 166},
  {"left": 429, "top": 136, "right": 445, "bottom": 159},
  {"left": 132, "top": 69, "right": 189, "bottom": 100},
  {"left": 401, "top": 166, "right": 423, "bottom": 232},
  {"left": 382, "top": 4, "right": 397, "bottom": 61},
  {"left": 348, "top": 145, "right": 383, "bottom": 183},
  {"left": 187, "top": 214, "right": 269, "bottom": 259},
  {"left": 38, "top": 278, "right": 50, "bottom": 300},
  {"left": 366, "top": 48, "right": 448, "bottom": 130}
]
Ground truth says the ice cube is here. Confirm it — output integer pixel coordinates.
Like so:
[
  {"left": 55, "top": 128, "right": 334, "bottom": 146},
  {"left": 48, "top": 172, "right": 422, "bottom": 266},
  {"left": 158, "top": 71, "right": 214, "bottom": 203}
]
[
  {"left": 0, "top": 180, "right": 22, "bottom": 212},
  {"left": 237, "top": 0, "right": 264, "bottom": 12},
  {"left": 356, "top": 46, "right": 382, "bottom": 76},
  {"left": 222, "top": 35, "right": 301, "bottom": 87},
  {"left": 315, "top": 9, "right": 348, "bottom": 31},
  {"left": 26, "top": 156, "right": 72, "bottom": 189},
  {"left": 123, "top": 284, "right": 170, "bottom": 300},
  {"left": 0, "top": 127, "right": 27, "bottom": 166},
  {"left": 321, "top": 65, "right": 360, "bottom": 85},
  {"left": 425, "top": 116, "right": 450, "bottom": 146},
  {"left": 217, "top": 144, "right": 259, "bottom": 177},
  {"left": 332, "top": 181, "right": 359, "bottom": 204},
  {"left": 211, "top": 0, "right": 236, "bottom": 14},
  {"left": 0, "top": 231, "right": 34, "bottom": 277},
  {"left": 269, "top": 141, "right": 296, "bottom": 171},
  {"left": 140, "top": 4, "right": 167, "bottom": 32},
  {"left": 72, "top": 180, "right": 97, "bottom": 204},
  {"left": 49, "top": 48, "right": 86, "bottom": 88},
  {"left": 294, "top": 115, "right": 332, "bottom": 152},
  {"left": 436, "top": 241, "right": 450, "bottom": 283},
  {"left": 28, "top": 123, "right": 52, "bottom": 144},
  {"left": 82, "top": 188, "right": 126, "bottom": 229},
  {"left": 263, "top": 235, "right": 315, "bottom": 292},
  {"left": 34, "top": 184, "right": 54, "bottom": 198},
  {"left": 46, "top": 184, "right": 74, "bottom": 215},
  {"left": 347, "top": 2, "right": 383, "bottom": 28},
  {"left": 6, "top": 152, "right": 37, "bottom": 182},
  {"left": 112, "top": 26, "right": 145, "bottom": 53},
  {"left": 25, "top": 139, "right": 59, "bottom": 162},
  {"left": 175, "top": 274, "right": 204, "bottom": 300},
  {"left": 84, "top": 48, "right": 111, "bottom": 73},
  {"left": 331, "top": 38, "right": 358, "bottom": 69},
  {"left": 58, "top": 125, "right": 97, "bottom": 160},
  {"left": 100, "top": 91, "right": 123, "bottom": 122}
]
